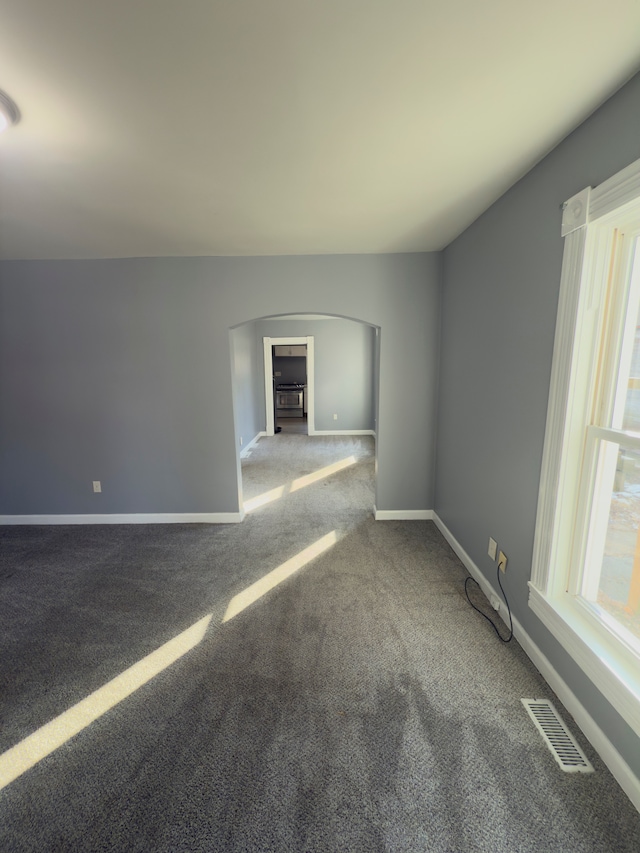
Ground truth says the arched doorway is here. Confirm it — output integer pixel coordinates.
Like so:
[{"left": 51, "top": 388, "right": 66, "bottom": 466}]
[{"left": 230, "top": 312, "right": 381, "bottom": 518}]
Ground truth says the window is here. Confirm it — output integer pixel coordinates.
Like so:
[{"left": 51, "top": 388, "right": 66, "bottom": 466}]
[{"left": 530, "top": 159, "right": 640, "bottom": 737}]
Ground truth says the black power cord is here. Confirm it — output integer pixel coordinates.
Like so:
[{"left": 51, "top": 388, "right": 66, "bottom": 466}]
[{"left": 464, "top": 564, "right": 513, "bottom": 643}]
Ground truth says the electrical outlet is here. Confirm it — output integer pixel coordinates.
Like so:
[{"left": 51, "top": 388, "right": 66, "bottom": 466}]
[
  {"left": 240, "top": 437, "right": 243, "bottom": 446},
  {"left": 333, "top": 413, "right": 338, "bottom": 420},
  {"left": 490, "top": 594, "right": 501, "bottom": 611},
  {"left": 488, "top": 537, "right": 498, "bottom": 561},
  {"left": 93, "top": 481, "right": 102, "bottom": 493},
  {"left": 498, "top": 551, "right": 508, "bottom": 573}
]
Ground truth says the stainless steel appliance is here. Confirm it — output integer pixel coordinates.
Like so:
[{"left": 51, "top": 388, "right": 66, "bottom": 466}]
[{"left": 276, "top": 383, "right": 304, "bottom": 418}]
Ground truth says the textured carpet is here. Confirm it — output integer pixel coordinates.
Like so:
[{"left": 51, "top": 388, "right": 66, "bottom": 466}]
[{"left": 0, "top": 433, "right": 639, "bottom": 851}]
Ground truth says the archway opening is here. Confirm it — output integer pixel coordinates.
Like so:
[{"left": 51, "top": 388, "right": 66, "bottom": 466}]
[{"left": 229, "top": 312, "right": 381, "bottom": 518}]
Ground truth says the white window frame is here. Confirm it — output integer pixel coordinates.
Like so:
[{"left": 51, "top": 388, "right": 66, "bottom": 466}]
[{"left": 530, "top": 157, "right": 640, "bottom": 738}]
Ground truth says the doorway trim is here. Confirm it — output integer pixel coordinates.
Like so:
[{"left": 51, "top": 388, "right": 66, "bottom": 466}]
[{"left": 263, "top": 336, "right": 315, "bottom": 435}]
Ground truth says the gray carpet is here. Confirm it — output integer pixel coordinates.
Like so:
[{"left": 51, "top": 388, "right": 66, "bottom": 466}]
[{"left": 1, "top": 433, "right": 639, "bottom": 851}]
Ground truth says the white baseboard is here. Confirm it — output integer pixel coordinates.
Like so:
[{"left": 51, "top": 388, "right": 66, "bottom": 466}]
[
  {"left": 431, "top": 511, "right": 640, "bottom": 813},
  {"left": 431, "top": 512, "right": 505, "bottom": 619},
  {"left": 518, "top": 615, "right": 640, "bottom": 812},
  {"left": 309, "top": 429, "right": 375, "bottom": 436},
  {"left": 240, "top": 432, "right": 266, "bottom": 458},
  {"left": 0, "top": 512, "right": 245, "bottom": 525},
  {"left": 374, "top": 508, "right": 434, "bottom": 521}
]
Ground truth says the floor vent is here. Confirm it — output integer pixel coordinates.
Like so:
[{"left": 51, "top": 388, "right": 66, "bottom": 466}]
[{"left": 521, "top": 699, "right": 594, "bottom": 773}]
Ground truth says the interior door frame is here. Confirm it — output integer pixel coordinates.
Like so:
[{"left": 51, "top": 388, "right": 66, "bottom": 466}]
[{"left": 263, "top": 336, "right": 315, "bottom": 435}]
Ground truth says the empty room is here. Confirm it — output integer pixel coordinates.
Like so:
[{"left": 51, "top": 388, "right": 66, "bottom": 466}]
[{"left": 1, "top": 2, "right": 640, "bottom": 851}]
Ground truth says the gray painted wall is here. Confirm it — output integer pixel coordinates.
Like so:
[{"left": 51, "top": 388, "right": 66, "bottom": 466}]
[
  {"left": 436, "top": 72, "right": 640, "bottom": 775},
  {"left": 273, "top": 355, "right": 307, "bottom": 386},
  {"left": 0, "top": 253, "right": 440, "bottom": 515},
  {"left": 256, "top": 317, "right": 376, "bottom": 432},
  {"left": 230, "top": 320, "right": 262, "bottom": 455}
]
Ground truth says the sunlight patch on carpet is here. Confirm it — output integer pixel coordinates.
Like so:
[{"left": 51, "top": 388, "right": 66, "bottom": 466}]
[
  {"left": 243, "top": 456, "right": 358, "bottom": 512},
  {"left": 0, "top": 614, "right": 213, "bottom": 790},
  {"left": 0, "top": 520, "right": 341, "bottom": 790},
  {"left": 289, "top": 456, "right": 358, "bottom": 492},
  {"left": 222, "top": 531, "right": 338, "bottom": 622},
  {"left": 243, "top": 484, "right": 288, "bottom": 513}
]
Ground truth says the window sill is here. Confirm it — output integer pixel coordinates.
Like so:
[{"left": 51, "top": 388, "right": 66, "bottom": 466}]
[{"left": 528, "top": 583, "right": 640, "bottom": 736}]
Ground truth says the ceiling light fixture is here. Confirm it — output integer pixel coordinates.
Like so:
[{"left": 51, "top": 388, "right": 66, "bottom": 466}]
[{"left": 0, "top": 90, "right": 20, "bottom": 133}]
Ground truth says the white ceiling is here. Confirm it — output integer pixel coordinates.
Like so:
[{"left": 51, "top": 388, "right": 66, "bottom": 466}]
[{"left": 1, "top": 1, "right": 639, "bottom": 260}]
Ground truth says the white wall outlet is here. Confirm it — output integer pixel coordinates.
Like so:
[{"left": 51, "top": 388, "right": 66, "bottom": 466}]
[
  {"left": 488, "top": 537, "right": 498, "bottom": 561},
  {"left": 490, "top": 593, "right": 501, "bottom": 611},
  {"left": 333, "top": 413, "right": 338, "bottom": 420},
  {"left": 93, "top": 481, "right": 102, "bottom": 493},
  {"left": 275, "top": 371, "right": 281, "bottom": 376},
  {"left": 498, "top": 551, "right": 508, "bottom": 573},
  {"left": 240, "top": 436, "right": 243, "bottom": 446}
]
